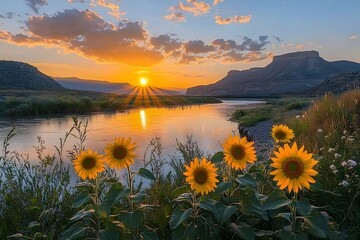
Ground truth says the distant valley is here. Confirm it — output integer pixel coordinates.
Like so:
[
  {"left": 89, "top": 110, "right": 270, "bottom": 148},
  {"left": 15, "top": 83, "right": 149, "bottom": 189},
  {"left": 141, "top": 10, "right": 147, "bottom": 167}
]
[{"left": 186, "top": 51, "right": 360, "bottom": 97}]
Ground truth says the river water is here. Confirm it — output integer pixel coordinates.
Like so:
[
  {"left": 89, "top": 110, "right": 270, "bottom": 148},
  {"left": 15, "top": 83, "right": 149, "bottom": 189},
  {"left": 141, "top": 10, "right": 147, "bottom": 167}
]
[{"left": 0, "top": 99, "right": 265, "bottom": 173}]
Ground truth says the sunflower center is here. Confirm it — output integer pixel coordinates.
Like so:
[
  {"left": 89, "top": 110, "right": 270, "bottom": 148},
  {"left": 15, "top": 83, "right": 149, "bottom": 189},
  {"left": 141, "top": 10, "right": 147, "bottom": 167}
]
[
  {"left": 193, "top": 168, "right": 208, "bottom": 185},
  {"left": 82, "top": 157, "right": 96, "bottom": 169},
  {"left": 283, "top": 158, "right": 304, "bottom": 178},
  {"left": 113, "top": 146, "right": 128, "bottom": 160},
  {"left": 231, "top": 145, "right": 245, "bottom": 160},
  {"left": 275, "top": 130, "right": 286, "bottom": 140}
]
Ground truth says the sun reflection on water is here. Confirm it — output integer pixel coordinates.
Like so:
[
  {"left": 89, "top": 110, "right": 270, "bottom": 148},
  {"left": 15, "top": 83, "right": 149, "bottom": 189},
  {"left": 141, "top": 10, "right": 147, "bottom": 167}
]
[{"left": 140, "top": 109, "right": 146, "bottom": 129}]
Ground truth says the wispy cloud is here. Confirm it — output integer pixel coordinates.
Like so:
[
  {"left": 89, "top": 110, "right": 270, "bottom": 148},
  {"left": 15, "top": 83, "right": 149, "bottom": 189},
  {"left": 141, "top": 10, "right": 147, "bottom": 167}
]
[
  {"left": 349, "top": 35, "right": 358, "bottom": 40},
  {"left": 295, "top": 44, "right": 304, "bottom": 49},
  {"left": 215, "top": 15, "right": 251, "bottom": 24},
  {"left": 164, "top": 13, "right": 185, "bottom": 22},
  {"left": 213, "top": 0, "right": 223, "bottom": 6},
  {"left": 169, "top": 0, "right": 210, "bottom": 16},
  {"left": 92, "top": 0, "right": 125, "bottom": 18},
  {"left": 25, "top": 0, "right": 48, "bottom": 14},
  {"left": 0, "top": 12, "right": 16, "bottom": 19}
]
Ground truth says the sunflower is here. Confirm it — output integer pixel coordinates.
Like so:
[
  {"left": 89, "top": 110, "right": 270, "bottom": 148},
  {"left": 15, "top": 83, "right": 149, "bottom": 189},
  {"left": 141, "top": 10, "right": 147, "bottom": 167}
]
[
  {"left": 222, "top": 135, "right": 257, "bottom": 171},
  {"left": 270, "top": 142, "right": 318, "bottom": 193},
  {"left": 73, "top": 149, "right": 105, "bottom": 180},
  {"left": 183, "top": 157, "right": 219, "bottom": 195},
  {"left": 104, "top": 137, "right": 136, "bottom": 169},
  {"left": 271, "top": 124, "right": 295, "bottom": 143}
]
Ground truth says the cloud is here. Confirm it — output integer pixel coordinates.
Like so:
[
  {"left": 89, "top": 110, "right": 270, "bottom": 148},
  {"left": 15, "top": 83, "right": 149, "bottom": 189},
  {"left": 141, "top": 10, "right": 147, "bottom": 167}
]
[
  {"left": 25, "top": 0, "right": 48, "bottom": 14},
  {"left": 185, "top": 40, "right": 215, "bottom": 54},
  {"left": 92, "top": 0, "right": 125, "bottom": 18},
  {"left": 0, "top": 12, "right": 15, "bottom": 19},
  {"left": 150, "top": 34, "right": 182, "bottom": 54},
  {"left": 169, "top": 0, "right": 210, "bottom": 16},
  {"left": 67, "top": 0, "right": 86, "bottom": 2},
  {"left": 213, "top": 0, "right": 223, "bottom": 6},
  {"left": 349, "top": 35, "right": 358, "bottom": 40},
  {"left": 295, "top": 44, "right": 304, "bottom": 49},
  {"left": 215, "top": 15, "right": 251, "bottom": 24},
  {"left": 2, "top": 9, "right": 163, "bottom": 67},
  {"left": 164, "top": 13, "right": 185, "bottom": 22},
  {"left": 239, "top": 36, "right": 269, "bottom": 51}
]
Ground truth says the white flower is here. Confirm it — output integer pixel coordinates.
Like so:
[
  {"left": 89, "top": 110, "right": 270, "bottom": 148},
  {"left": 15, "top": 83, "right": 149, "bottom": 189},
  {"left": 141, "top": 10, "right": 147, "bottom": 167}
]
[
  {"left": 329, "top": 165, "right": 336, "bottom": 170},
  {"left": 296, "top": 115, "right": 301, "bottom": 119},
  {"left": 334, "top": 153, "right": 342, "bottom": 159},
  {"left": 325, "top": 135, "right": 330, "bottom": 139},
  {"left": 343, "top": 130, "right": 348, "bottom": 135},
  {"left": 339, "top": 180, "right": 349, "bottom": 187},
  {"left": 328, "top": 148, "right": 335, "bottom": 153},
  {"left": 348, "top": 160, "right": 357, "bottom": 167},
  {"left": 347, "top": 136, "right": 355, "bottom": 142},
  {"left": 341, "top": 161, "right": 347, "bottom": 166},
  {"left": 341, "top": 136, "right": 346, "bottom": 140},
  {"left": 333, "top": 170, "right": 338, "bottom": 174},
  {"left": 317, "top": 129, "right": 323, "bottom": 133}
]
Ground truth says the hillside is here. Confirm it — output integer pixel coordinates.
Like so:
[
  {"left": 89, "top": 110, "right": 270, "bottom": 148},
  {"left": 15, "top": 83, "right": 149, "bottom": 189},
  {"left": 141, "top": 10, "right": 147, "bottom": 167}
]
[
  {"left": 55, "top": 77, "right": 181, "bottom": 95},
  {"left": 0, "top": 60, "right": 64, "bottom": 90},
  {"left": 186, "top": 51, "right": 360, "bottom": 97},
  {"left": 310, "top": 72, "right": 360, "bottom": 95}
]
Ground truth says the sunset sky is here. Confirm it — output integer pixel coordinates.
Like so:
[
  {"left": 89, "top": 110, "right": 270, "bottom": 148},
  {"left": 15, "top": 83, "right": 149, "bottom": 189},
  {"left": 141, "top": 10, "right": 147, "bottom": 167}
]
[{"left": 1, "top": 0, "right": 359, "bottom": 89}]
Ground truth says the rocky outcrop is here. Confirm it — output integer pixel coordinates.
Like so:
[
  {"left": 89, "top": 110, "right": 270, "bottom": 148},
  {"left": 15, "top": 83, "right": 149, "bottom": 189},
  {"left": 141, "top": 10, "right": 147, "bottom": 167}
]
[
  {"left": 310, "top": 72, "right": 360, "bottom": 95},
  {"left": 186, "top": 51, "right": 360, "bottom": 97},
  {"left": 0, "top": 60, "right": 64, "bottom": 90}
]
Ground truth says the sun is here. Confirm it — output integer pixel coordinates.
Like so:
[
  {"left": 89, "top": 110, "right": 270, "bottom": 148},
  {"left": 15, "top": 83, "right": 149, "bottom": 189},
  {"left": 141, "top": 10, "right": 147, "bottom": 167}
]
[{"left": 140, "top": 78, "right": 148, "bottom": 86}]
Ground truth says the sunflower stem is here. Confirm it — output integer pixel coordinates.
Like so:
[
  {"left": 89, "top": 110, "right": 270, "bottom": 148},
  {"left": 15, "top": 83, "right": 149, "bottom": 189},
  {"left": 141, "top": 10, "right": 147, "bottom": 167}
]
[{"left": 127, "top": 166, "right": 134, "bottom": 212}]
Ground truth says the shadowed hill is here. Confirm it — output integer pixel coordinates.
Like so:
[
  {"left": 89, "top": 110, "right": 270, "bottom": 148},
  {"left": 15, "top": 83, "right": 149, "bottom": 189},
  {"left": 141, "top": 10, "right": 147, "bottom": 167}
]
[
  {"left": 186, "top": 51, "right": 360, "bottom": 97},
  {"left": 310, "top": 72, "right": 360, "bottom": 95},
  {"left": 0, "top": 60, "right": 64, "bottom": 90}
]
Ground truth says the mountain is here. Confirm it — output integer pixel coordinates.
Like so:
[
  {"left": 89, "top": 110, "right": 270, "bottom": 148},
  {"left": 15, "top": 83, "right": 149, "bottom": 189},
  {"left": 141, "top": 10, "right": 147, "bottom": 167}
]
[
  {"left": 0, "top": 60, "right": 64, "bottom": 90},
  {"left": 186, "top": 51, "right": 360, "bottom": 97},
  {"left": 310, "top": 72, "right": 360, "bottom": 95},
  {"left": 55, "top": 77, "right": 181, "bottom": 95}
]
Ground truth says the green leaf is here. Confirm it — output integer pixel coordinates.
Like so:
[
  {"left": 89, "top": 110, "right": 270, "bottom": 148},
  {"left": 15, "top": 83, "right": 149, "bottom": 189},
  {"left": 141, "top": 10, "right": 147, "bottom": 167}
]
[
  {"left": 169, "top": 206, "right": 193, "bottom": 229},
  {"left": 129, "top": 193, "right": 147, "bottom": 203},
  {"left": 140, "top": 230, "right": 159, "bottom": 240},
  {"left": 59, "top": 222, "right": 86, "bottom": 240},
  {"left": 72, "top": 190, "right": 90, "bottom": 208},
  {"left": 296, "top": 198, "right": 311, "bottom": 216},
  {"left": 237, "top": 187, "right": 268, "bottom": 220},
  {"left": 303, "top": 212, "right": 329, "bottom": 238},
  {"left": 105, "top": 183, "right": 129, "bottom": 206},
  {"left": 95, "top": 204, "right": 110, "bottom": 219},
  {"left": 262, "top": 189, "right": 292, "bottom": 210},
  {"left": 255, "top": 230, "right": 277, "bottom": 237},
  {"left": 138, "top": 168, "right": 156, "bottom": 181},
  {"left": 231, "top": 222, "right": 255, "bottom": 240},
  {"left": 170, "top": 185, "right": 190, "bottom": 199},
  {"left": 102, "top": 177, "right": 118, "bottom": 183},
  {"left": 119, "top": 210, "right": 143, "bottom": 229},
  {"left": 279, "top": 229, "right": 309, "bottom": 240},
  {"left": 27, "top": 221, "right": 40, "bottom": 229},
  {"left": 70, "top": 209, "right": 95, "bottom": 222},
  {"left": 211, "top": 151, "right": 224, "bottom": 163},
  {"left": 236, "top": 174, "right": 257, "bottom": 188},
  {"left": 99, "top": 230, "right": 114, "bottom": 240},
  {"left": 172, "top": 222, "right": 198, "bottom": 240},
  {"left": 75, "top": 182, "right": 95, "bottom": 188},
  {"left": 215, "top": 203, "right": 237, "bottom": 225},
  {"left": 214, "top": 181, "right": 232, "bottom": 194},
  {"left": 199, "top": 199, "right": 217, "bottom": 213}
]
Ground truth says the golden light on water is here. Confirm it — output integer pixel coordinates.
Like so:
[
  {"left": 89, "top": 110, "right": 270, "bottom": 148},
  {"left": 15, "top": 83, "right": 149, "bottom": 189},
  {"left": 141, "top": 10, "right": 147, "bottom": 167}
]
[
  {"left": 140, "top": 109, "right": 146, "bottom": 129},
  {"left": 140, "top": 78, "right": 148, "bottom": 86}
]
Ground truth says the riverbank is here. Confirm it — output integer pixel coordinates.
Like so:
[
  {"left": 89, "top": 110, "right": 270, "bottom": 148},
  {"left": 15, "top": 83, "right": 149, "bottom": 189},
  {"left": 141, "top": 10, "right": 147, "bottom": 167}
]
[{"left": 0, "top": 89, "right": 222, "bottom": 117}]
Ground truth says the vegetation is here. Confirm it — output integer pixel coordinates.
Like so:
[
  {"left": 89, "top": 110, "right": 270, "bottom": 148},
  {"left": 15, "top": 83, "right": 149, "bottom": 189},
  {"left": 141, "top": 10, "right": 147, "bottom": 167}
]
[
  {"left": 1, "top": 90, "right": 360, "bottom": 239},
  {"left": 230, "top": 97, "right": 312, "bottom": 126},
  {"left": 0, "top": 89, "right": 221, "bottom": 116}
]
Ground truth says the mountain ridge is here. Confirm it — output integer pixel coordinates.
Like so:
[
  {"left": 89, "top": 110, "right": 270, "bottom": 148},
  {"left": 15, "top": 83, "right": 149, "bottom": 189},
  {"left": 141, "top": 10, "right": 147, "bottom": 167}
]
[{"left": 186, "top": 51, "right": 360, "bottom": 97}]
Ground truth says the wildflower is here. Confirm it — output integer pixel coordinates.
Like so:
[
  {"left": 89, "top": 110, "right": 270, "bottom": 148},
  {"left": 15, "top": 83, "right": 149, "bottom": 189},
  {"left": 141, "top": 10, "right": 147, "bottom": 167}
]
[
  {"left": 343, "top": 130, "right": 348, "bottom": 135},
  {"left": 341, "top": 136, "right": 346, "bottom": 140},
  {"left": 73, "top": 149, "right": 105, "bottom": 180},
  {"left": 334, "top": 153, "right": 342, "bottom": 159},
  {"left": 271, "top": 124, "right": 295, "bottom": 143},
  {"left": 339, "top": 180, "right": 349, "bottom": 187},
  {"left": 296, "top": 115, "right": 301, "bottom": 119},
  {"left": 348, "top": 160, "right": 357, "bottom": 167},
  {"left": 222, "top": 135, "right": 256, "bottom": 170},
  {"left": 184, "top": 157, "right": 219, "bottom": 195},
  {"left": 325, "top": 135, "right": 329, "bottom": 139},
  {"left": 332, "top": 170, "right": 338, "bottom": 174},
  {"left": 320, "top": 147, "right": 325, "bottom": 151},
  {"left": 270, "top": 143, "right": 318, "bottom": 194},
  {"left": 104, "top": 137, "right": 136, "bottom": 169},
  {"left": 328, "top": 148, "right": 335, "bottom": 153},
  {"left": 348, "top": 136, "right": 355, "bottom": 142},
  {"left": 317, "top": 129, "right": 323, "bottom": 134},
  {"left": 341, "top": 161, "right": 347, "bottom": 167},
  {"left": 329, "top": 165, "right": 336, "bottom": 170}
]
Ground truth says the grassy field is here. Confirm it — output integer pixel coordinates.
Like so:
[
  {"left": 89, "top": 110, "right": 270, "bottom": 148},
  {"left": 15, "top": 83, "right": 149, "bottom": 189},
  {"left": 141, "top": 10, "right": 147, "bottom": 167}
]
[
  {"left": 229, "top": 97, "right": 313, "bottom": 126},
  {"left": 0, "top": 89, "right": 221, "bottom": 116}
]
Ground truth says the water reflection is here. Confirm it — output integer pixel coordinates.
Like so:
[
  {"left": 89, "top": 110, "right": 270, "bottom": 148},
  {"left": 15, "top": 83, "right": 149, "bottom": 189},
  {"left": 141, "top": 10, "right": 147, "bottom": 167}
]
[{"left": 0, "top": 100, "right": 265, "bottom": 171}]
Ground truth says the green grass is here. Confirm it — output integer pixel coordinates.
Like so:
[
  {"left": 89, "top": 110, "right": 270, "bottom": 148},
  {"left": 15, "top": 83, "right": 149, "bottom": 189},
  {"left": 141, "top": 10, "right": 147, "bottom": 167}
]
[
  {"left": 0, "top": 89, "right": 221, "bottom": 116},
  {"left": 229, "top": 97, "right": 312, "bottom": 126}
]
